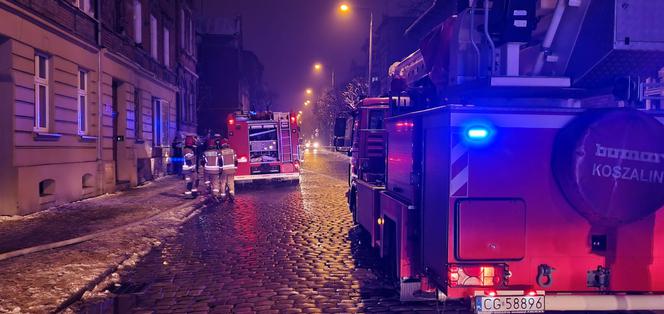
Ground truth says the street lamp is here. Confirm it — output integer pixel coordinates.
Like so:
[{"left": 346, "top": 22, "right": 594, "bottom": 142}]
[
  {"left": 337, "top": 3, "right": 373, "bottom": 97},
  {"left": 312, "top": 62, "right": 335, "bottom": 87},
  {"left": 306, "top": 88, "right": 313, "bottom": 95}
]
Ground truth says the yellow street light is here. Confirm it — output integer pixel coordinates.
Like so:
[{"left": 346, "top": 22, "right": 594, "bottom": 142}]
[
  {"left": 339, "top": 3, "right": 350, "bottom": 13},
  {"left": 306, "top": 88, "right": 313, "bottom": 95},
  {"left": 314, "top": 63, "right": 322, "bottom": 71}
]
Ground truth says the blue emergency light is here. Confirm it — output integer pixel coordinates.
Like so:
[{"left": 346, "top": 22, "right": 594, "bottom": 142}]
[
  {"left": 467, "top": 128, "right": 489, "bottom": 139},
  {"left": 463, "top": 124, "right": 494, "bottom": 145}
]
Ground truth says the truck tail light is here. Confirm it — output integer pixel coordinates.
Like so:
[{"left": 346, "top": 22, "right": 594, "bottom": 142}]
[{"left": 448, "top": 264, "right": 505, "bottom": 287}]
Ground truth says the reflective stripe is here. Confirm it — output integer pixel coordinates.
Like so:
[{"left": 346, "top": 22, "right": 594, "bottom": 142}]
[{"left": 205, "top": 166, "right": 220, "bottom": 172}]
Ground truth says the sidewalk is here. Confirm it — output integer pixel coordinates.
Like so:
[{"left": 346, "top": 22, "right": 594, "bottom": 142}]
[{"left": 0, "top": 176, "right": 204, "bottom": 313}]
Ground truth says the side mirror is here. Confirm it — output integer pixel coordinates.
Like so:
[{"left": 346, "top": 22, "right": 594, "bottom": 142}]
[{"left": 333, "top": 117, "right": 347, "bottom": 138}]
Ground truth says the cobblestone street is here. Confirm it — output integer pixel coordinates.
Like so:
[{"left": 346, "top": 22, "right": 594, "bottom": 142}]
[{"left": 74, "top": 150, "right": 466, "bottom": 313}]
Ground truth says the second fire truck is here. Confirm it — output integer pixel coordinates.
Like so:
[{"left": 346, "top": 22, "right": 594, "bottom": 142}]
[{"left": 227, "top": 111, "right": 301, "bottom": 184}]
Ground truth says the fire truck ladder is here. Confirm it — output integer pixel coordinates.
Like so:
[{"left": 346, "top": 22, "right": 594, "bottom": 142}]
[{"left": 280, "top": 120, "right": 293, "bottom": 162}]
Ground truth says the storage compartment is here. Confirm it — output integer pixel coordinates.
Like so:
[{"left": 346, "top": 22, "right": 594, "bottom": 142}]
[
  {"left": 356, "top": 180, "right": 384, "bottom": 247},
  {"left": 386, "top": 118, "right": 420, "bottom": 203},
  {"left": 456, "top": 198, "right": 526, "bottom": 260}
]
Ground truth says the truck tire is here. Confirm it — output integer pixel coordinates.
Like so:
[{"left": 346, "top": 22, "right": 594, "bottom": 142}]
[{"left": 349, "top": 187, "right": 358, "bottom": 224}]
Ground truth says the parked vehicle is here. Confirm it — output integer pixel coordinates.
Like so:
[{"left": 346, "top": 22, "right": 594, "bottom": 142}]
[
  {"left": 335, "top": 0, "right": 664, "bottom": 311},
  {"left": 227, "top": 111, "right": 300, "bottom": 184}
]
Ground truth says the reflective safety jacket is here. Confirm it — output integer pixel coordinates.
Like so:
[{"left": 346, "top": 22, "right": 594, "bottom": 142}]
[
  {"left": 182, "top": 147, "right": 196, "bottom": 172},
  {"left": 220, "top": 148, "right": 237, "bottom": 173},
  {"left": 203, "top": 149, "right": 221, "bottom": 173}
]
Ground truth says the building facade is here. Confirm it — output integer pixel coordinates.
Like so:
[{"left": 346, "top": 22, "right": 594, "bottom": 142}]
[
  {"left": 0, "top": 0, "right": 197, "bottom": 216},
  {"left": 197, "top": 28, "right": 265, "bottom": 137}
]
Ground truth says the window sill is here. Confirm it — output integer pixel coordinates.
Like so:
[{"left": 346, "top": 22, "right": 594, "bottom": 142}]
[
  {"left": 34, "top": 132, "right": 62, "bottom": 141},
  {"left": 135, "top": 139, "right": 145, "bottom": 144},
  {"left": 39, "top": 194, "right": 55, "bottom": 205},
  {"left": 79, "top": 135, "right": 98, "bottom": 143}
]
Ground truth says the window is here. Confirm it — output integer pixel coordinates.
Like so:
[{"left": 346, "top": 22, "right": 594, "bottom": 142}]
[
  {"left": 150, "top": 15, "right": 158, "bottom": 59},
  {"left": 189, "top": 88, "right": 195, "bottom": 123},
  {"left": 133, "top": 0, "right": 142, "bottom": 44},
  {"left": 39, "top": 179, "right": 55, "bottom": 197},
  {"left": 134, "top": 89, "right": 142, "bottom": 139},
  {"left": 181, "top": 87, "right": 188, "bottom": 122},
  {"left": 153, "top": 98, "right": 168, "bottom": 146},
  {"left": 82, "top": 173, "right": 94, "bottom": 188},
  {"left": 188, "top": 18, "right": 193, "bottom": 53},
  {"left": 34, "top": 54, "right": 49, "bottom": 131},
  {"left": 77, "top": 70, "right": 88, "bottom": 134},
  {"left": 75, "top": 0, "right": 94, "bottom": 16},
  {"left": 163, "top": 27, "right": 170, "bottom": 67},
  {"left": 368, "top": 109, "right": 384, "bottom": 129},
  {"left": 180, "top": 9, "right": 185, "bottom": 49}
]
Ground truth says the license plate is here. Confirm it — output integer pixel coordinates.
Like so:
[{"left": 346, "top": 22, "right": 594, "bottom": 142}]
[{"left": 475, "top": 296, "right": 545, "bottom": 313}]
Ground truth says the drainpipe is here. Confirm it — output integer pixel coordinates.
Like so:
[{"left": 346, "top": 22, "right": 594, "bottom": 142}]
[
  {"left": 533, "top": 0, "right": 566, "bottom": 75},
  {"left": 95, "top": 0, "right": 104, "bottom": 193}
]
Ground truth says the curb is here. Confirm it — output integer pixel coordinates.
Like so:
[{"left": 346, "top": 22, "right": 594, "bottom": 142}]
[
  {"left": 0, "top": 200, "right": 201, "bottom": 262},
  {"left": 52, "top": 199, "right": 209, "bottom": 313}
]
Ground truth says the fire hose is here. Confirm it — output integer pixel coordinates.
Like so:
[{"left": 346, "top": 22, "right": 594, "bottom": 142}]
[{"left": 536, "top": 264, "right": 555, "bottom": 288}]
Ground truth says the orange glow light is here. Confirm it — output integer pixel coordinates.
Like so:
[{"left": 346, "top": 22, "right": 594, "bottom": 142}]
[{"left": 339, "top": 3, "right": 350, "bottom": 12}]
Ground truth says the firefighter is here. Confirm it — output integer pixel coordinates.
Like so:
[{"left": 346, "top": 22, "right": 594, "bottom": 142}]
[
  {"left": 220, "top": 139, "right": 238, "bottom": 201},
  {"left": 182, "top": 135, "right": 199, "bottom": 198},
  {"left": 203, "top": 134, "right": 223, "bottom": 197}
]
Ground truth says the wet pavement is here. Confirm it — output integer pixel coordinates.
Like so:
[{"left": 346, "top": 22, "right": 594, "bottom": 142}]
[
  {"left": 74, "top": 149, "right": 467, "bottom": 313},
  {"left": 0, "top": 177, "right": 203, "bottom": 313}
]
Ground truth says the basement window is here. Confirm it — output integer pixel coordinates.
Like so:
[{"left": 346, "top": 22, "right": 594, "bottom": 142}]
[
  {"left": 39, "top": 179, "right": 55, "bottom": 197},
  {"left": 82, "top": 174, "right": 94, "bottom": 188}
]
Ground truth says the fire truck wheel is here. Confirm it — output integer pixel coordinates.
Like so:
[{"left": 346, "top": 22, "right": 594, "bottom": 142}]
[{"left": 349, "top": 187, "right": 357, "bottom": 224}]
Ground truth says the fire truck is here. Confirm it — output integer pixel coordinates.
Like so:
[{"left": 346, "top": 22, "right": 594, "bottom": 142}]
[
  {"left": 335, "top": 0, "right": 664, "bottom": 311},
  {"left": 227, "top": 111, "right": 300, "bottom": 184}
]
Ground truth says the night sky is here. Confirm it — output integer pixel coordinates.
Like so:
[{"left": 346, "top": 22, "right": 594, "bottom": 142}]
[{"left": 197, "top": 0, "right": 421, "bottom": 111}]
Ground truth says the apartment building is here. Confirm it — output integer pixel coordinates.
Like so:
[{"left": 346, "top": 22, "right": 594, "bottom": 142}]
[{"left": 0, "top": 0, "right": 198, "bottom": 216}]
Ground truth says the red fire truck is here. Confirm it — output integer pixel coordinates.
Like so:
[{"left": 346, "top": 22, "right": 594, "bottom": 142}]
[
  {"left": 227, "top": 112, "right": 300, "bottom": 184},
  {"left": 336, "top": 0, "right": 664, "bottom": 311}
]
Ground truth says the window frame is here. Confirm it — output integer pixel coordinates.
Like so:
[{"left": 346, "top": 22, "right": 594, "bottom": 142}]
[
  {"left": 34, "top": 54, "right": 49, "bottom": 132},
  {"left": 153, "top": 98, "right": 168, "bottom": 147},
  {"left": 77, "top": 69, "right": 88, "bottom": 135},
  {"left": 150, "top": 15, "right": 158, "bottom": 60},
  {"left": 133, "top": 0, "right": 142, "bottom": 44}
]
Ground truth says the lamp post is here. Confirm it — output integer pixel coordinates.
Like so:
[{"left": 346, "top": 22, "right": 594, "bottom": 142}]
[
  {"left": 338, "top": 3, "right": 373, "bottom": 97},
  {"left": 313, "top": 63, "right": 336, "bottom": 88}
]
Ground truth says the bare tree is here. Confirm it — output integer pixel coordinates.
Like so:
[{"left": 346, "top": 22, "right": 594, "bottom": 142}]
[{"left": 341, "top": 77, "right": 368, "bottom": 111}]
